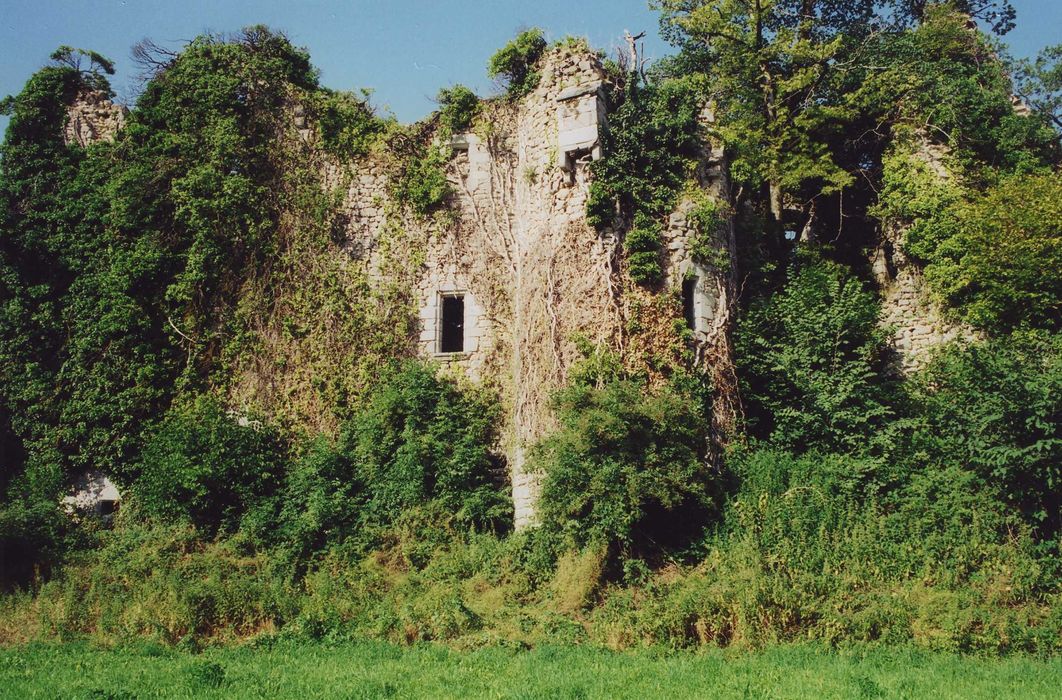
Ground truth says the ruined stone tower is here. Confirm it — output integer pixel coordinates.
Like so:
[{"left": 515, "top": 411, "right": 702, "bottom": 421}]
[
  {"left": 871, "top": 131, "right": 978, "bottom": 373},
  {"left": 59, "top": 45, "right": 738, "bottom": 529},
  {"left": 329, "top": 46, "right": 737, "bottom": 527}
]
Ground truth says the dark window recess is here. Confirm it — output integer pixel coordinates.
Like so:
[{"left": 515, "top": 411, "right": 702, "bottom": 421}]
[
  {"left": 440, "top": 295, "right": 465, "bottom": 353},
  {"left": 682, "top": 278, "right": 697, "bottom": 331},
  {"left": 99, "top": 500, "right": 118, "bottom": 517}
]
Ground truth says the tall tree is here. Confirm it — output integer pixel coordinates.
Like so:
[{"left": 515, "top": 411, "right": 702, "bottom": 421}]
[
  {"left": 655, "top": 1, "right": 878, "bottom": 231},
  {"left": 1011, "top": 44, "right": 1062, "bottom": 132},
  {"left": 888, "top": 1, "right": 1016, "bottom": 34}
]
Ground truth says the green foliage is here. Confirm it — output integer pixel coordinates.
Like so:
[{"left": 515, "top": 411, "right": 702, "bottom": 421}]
[
  {"left": 0, "top": 497, "right": 68, "bottom": 590},
  {"left": 436, "top": 85, "right": 480, "bottom": 133},
  {"left": 623, "top": 218, "right": 664, "bottom": 284},
  {"left": 349, "top": 361, "right": 510, "bottom": 532},
  {"left": 1012, "top": 42, "right": 1062, "bottom": 132},
  {"left": 876, "top": 139, "right": 1061, "bottom": 333},
  {"left": 856, "top": 7, "right": 1059, "bottom": 176},
  {"left": 316, "top": 89, "right": 386, "bottom": 158},
  {"left": 487, "top": 28, "right": 547, "bottom": 99},
  {"left": 389, "top": 136, "right": 452, "bottom": 217},
  {"left": 687, "top": 189, "right": 730, "bottom": 268},
  {"left": 134, "top": 397, "right": 286, "bottom": 539},
  {"left": 907, "top": 331, "right": 1062, "bottom": 539},
  {"left": 736, "top": 254, "right": 895, "bottom": 454},
  {"left": 923, "top": 174, "right": 1061, "bottom": 332},
  {"left": 536, "top": 352, "right": 715, "bottom": 553},
  {"left": 3, "top": 525, "right": 296, "bottom": 643},
  {"left": 657, "top": 0, "right": 862, "bottom": 217},
  {"left": 278, "top": 437, "right": 363, "bottom": 560},
  {"left": 47, "top": 45, "right": 115, "bottom": 92},
  {"left": 0, "top": 28, "right": 328, "bottom": 503},
  {"left": 587, "top": 76, "right": 706, "bottom": 283}
]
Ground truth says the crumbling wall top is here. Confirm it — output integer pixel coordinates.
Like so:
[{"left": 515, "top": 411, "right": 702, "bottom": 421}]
[{"left": 63, "top": 87, "right": 127, "bottom": 147}]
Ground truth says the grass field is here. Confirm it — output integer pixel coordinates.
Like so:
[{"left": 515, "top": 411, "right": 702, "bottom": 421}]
[{"left": 1, "top": 640, "right": 1059, "bottom": 699}]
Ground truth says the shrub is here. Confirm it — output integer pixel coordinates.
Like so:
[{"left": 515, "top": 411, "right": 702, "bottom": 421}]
[
  {"left": 925, "top": 174, "right": 1062, "bottom": 333},
  {"left": 348, "top": 360, "right": 510, "bottom": 532},
  {"left": 9, "top": 524, "right": 295, "bottom": 644},
  {"left": 133, "top": 397, "right": 287, "bottom": 538},
  {"left": 390, "top": 138, "right": 452, "bottom": 217},
  {"left": 487, "top": 29, "right": 547, "bottom": 99},
  {"left": 279, "top": 437, "right": 363, "bottom": 560},
  {"left": 0, "top": 498, "right": 68, "bottom": 590},
  {"left": 536, "top": 360, "right": 715, "bottom": 555},
  {"left": 317, "top": 89, "right": 386, "bottom": 158},
  {"left": 907, "top": 331, "right": 1062, "bottom": 539},
  {"left": 436, "top": 85, "right": 480, "bottom": 133},
  {"left": 735, "top": 253, "right": 896, "bottom": 454},
  {"left": 624, "top": 219, "right": 664, "bottom": 284}
]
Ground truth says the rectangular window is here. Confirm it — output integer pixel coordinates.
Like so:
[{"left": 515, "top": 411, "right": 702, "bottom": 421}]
[
  {"left": 682, "top": 278, "right": 697, "bottom": 331},
  {"left": 439, "top": 294, "right": 465, "bottom": 353}
]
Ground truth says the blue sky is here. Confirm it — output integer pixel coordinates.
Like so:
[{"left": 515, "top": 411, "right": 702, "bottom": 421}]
[{"left": 1, "top": 0, "right": 1060, "bottom": 129}]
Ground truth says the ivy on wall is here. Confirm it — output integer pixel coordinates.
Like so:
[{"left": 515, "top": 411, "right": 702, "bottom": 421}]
[{"left": 586, "top": 75, "right": 706, "bottom": 284}]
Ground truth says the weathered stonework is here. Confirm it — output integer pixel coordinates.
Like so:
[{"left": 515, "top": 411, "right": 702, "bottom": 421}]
[
  {"left": 63, "top": 87, "right": 127, "bottom": 147},
  {"left": 331, "top": 47, "right": 735, "bottom": 527},
  {"left": 57, "top": 47, "right": 737, "bottom": 528},
  {"left": 873, "top": 133, "right": 977, "bottom": 373}
]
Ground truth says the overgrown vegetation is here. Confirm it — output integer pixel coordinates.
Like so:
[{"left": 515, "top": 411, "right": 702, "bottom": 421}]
[
  {"left": 487, "top": 28, "right": 547, "bottom": 99},
  {"left": 535, "top": 352, "right": 715, "bottom": 556},
  {"left": 2, "top": 5, "right": 1062, "bottom": 660},
  {"left": 587, "top": 75, "right": 706, "bottom": 283},
  {"left": 436, "top": 85, "right": 480, "bottom": 134}
]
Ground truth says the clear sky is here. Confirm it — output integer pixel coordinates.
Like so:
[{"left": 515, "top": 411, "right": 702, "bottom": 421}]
[{"left": 1, "top": 0, "right": 1060, "bottom": 129}]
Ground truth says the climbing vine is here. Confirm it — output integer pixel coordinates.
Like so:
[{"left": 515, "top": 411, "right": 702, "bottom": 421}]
[{"left": 586, "top": 75, "right": 706, "bottom": 284}]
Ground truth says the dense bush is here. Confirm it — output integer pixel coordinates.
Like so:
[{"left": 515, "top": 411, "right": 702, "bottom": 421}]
[
  {"left": 587, "top": 445, "right": 1056, "bottom": 653},
  {"left": 487, "top": 28, "right": 547, "bottom": 99},
  {"left": 134, "top": 397, "right": 286, "bottom": 539},
  {"left": 535, "top": 355, "right": 715, "bottom": 554},
  {"left": 0, "top": 498, "right": 68, "bottom": 590},
  {"left": 916, "top": 174, "right": 1061, "bottom": 333},
  {"left": 349, "top": 361, "right": 510, "bottom": 533},
  {"left": 906, "top": 331, "right": 1062, "bottom": 540},
  {"left": 278, "top": 437, "right": 363, "bottom": 560},
  {"left": 436, "top": 85, "right": 479, "bottom": 134},
  {"left": 856, "top": 6, "right": 1059, "bottom": 177},
  {"left": 735, "top": 253, "right": 896, "bottom": 454},
  {"left": 316, "top": 89, "right": 386, "bottom": 158}
]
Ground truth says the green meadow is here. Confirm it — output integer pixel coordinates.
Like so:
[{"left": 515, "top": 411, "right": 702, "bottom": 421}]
[{"left": 2, "top": 641, "right": 1060, "bottom": 700}]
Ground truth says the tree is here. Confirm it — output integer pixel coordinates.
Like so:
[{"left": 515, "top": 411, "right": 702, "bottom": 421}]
[
  {"left": 735, "top": 253, "right": 895, "bottom": 454},
  {"left": 887, "top": 1, "right": 1016, "bottom": 35},
  {"left": 655, "top": 0, "right": 875, "bottom": 230},
  {"left": 1011, "top": 43, "right": 1062, "bottom": 132}
]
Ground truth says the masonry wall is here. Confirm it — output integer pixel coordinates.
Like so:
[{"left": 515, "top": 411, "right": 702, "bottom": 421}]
[
  {"left": 63, "top": 87, "right": 127, "bottom": 147},
  {"left": 326, "top": 46, "right": 735, "bottom": 527},
  {"left": 872, "top": 134, "right": 977, "bottom": 373}
]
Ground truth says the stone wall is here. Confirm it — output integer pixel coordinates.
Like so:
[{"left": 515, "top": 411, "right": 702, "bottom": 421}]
[
  {"left": 872, "top": 133, "right": 977, "bottom": 373},
  {"left": 331, "top": 46, "right": 734, "bottom": 527},
  {"left": 660, "top": 115, "right": 739, "bottom": 436},
  {"left": 63, "top": 87, "right": 127, "bottom": 147}
]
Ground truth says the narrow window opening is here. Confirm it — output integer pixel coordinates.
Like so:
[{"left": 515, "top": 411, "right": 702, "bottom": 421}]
[
  {"left": 440, "top": 294, "right": 465, "bottom": 353},
  {"left": 682, "top": 278, "right": 697, "bottom": 331}
]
